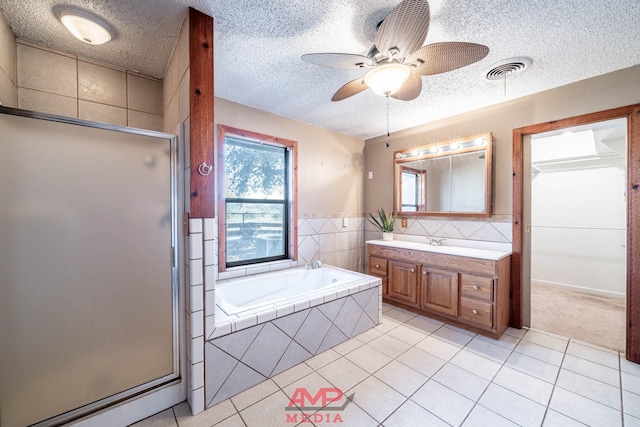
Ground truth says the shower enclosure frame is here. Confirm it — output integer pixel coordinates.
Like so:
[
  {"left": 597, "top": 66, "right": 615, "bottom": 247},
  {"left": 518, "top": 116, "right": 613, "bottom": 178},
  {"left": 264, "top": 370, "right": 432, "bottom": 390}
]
[{"left": 0, "top": 105, "right": 183, "bottom": 426}]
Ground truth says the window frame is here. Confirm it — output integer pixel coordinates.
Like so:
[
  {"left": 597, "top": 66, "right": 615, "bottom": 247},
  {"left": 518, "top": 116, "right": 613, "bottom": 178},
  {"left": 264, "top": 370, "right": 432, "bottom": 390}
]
[
  {"left": 399, "top": 165, "right": 427, "bottom": 212},
  {"left": 217, "top": 125, "right": 298, "bottom": 272}
]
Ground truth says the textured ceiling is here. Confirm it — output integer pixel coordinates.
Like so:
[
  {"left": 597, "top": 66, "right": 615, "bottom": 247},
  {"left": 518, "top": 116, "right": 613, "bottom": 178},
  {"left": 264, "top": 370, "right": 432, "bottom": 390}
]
[{"left": 1, "top": 0, "right": 640, "bottom": 139}]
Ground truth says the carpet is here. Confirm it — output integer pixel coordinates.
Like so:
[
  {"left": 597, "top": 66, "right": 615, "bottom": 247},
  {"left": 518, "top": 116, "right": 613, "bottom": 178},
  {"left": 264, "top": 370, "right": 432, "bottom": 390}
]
[{"left": 530, "top": 282, "right": 626, "bottom": 352}]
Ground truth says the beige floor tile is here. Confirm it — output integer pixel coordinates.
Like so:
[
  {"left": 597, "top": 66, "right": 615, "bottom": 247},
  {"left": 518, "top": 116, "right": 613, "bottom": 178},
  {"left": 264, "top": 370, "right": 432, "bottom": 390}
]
[
  {"left": 432, "top": 363, "right": 490, "bottom": 401},
  {"left": 396, "top": 347, "right": 447, "bottom": 377},
  {"left": 374, "top": 359, "right": 428, "bottom": 397},
  {"left": 549, "top": 387, "right": 622, "bottom": 427},
  {"left": 493, "top": 365, "right": 554, "bottom": 406},
  {"left": 344, "top": 343, "right": 393, "bottom": 373},
  {"left": 386, "top": 323, "right": 429, "bottom": 345},
  {"left": 213, "top": 414, "right": 245, "bottom": 427},
  {"left": 415, "top": 335, "right": 463, "bottom": 361},
  {"left": 272, "top": 361, "right": 314, "bottom": 388},
  {"left": 130, "top": 408, "right": 177, "bottom": 427},
  {"left": 317, "top": 357, "right": 369, "bottom": 392},
  {"left": 382, "top": 399, "right": 449, "bottom": 427},
  {"left": 556, "top": 369, "right": 621, "bottom": 410},
  {"left": 478, "top": 384, "right": 546, "bottom": 427},
  {"left": 411, "top": 380, "right": 474, "bottom": 426},
  {"left": 349, "top": 376, "right": 407, "bottom": 422},
  {"left": 231, "top": 379, "right": 279, "bottom": 411},
  {"left": 239, "top": 390, "right": 301, "bottom": 427},
  {"left": 331, "top": 337, "right": 363, "bottom": 355},
  {"left": 174, "top": 400, "right": 235, "bottom": 427},
  {"left": 304, "top": 348, "right": 340, "bottom": 370},
  {"left": 367, "top": 334, "right": 412, "bottom": 358}
]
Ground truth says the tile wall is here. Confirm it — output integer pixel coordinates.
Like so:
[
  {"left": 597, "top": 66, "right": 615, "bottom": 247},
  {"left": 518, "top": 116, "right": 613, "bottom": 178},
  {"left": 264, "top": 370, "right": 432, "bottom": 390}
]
[
  {"left": 0, "top": 13, "right": 17, "bottom": 108},
  {"left": 365, "top": 217, "right": 513, "bottom": 245},
  {"left": 160, "top": 13, "right": 210, "bottom": 415},
  {"left": 204, "top": 285, "right": 380, "bottom": 408},
  {"left": 15, "top": 40, "right": 163, "bottom": 131}
]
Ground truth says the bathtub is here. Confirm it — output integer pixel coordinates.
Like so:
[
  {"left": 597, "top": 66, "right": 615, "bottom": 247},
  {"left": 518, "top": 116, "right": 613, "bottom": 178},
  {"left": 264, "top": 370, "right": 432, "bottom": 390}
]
[
  {"left": 216, "top": 265, "right": 367, "bottom": 316},
  {"left": 206, "top": 266, "right": 381, "bottom": 407}
]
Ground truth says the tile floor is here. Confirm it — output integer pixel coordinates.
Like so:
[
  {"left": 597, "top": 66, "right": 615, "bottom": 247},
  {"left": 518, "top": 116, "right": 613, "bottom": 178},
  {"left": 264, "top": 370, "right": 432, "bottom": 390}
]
[{"left": 132, "top": 303, "right": 640, "bottom": 427}]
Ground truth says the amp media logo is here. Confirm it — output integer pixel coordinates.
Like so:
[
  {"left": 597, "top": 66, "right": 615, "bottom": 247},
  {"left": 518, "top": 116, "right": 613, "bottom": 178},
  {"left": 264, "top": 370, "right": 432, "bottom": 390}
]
[{"left": 285, "top": 387, "right": 354, "bottom": 423}]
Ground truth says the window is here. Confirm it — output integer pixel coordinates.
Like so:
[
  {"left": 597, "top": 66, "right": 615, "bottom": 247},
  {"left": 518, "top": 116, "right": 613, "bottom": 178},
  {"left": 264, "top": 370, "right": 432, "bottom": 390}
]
[
  {"left": 400, "top": 166, "right": 426, "bottom": 212},
  {"left": 218, "top": 125, "right": 298, "bottom": 270}
]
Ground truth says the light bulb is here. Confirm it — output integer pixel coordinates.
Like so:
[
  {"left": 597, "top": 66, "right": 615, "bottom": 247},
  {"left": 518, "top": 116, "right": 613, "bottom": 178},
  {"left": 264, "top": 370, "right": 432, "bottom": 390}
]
[{"left": 364, "top": 63, "right": 411, "bottom": 96}]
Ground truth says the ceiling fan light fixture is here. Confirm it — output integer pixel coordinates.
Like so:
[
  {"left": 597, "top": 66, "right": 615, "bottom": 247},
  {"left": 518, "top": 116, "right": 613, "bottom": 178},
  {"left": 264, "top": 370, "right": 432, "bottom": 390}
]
[
  {"left": 364, "top": 63, "right": 410, "bottom": 96},
  {"left": 60, "top": 10, "right": 112, "bottom": 45}
]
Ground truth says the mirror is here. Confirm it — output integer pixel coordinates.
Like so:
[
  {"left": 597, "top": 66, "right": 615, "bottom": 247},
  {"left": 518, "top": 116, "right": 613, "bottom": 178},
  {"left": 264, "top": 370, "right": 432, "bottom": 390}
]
[{"left": 393, "top": 133, "right": 493, "bottom": 217}]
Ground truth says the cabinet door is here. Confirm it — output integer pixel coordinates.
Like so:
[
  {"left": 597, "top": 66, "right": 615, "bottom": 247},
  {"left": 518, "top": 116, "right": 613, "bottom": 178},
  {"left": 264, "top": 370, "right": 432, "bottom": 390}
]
[
  {"left": 421, "top": 268, "right": 459, "bottom": 316},
  {"left": 388, "top": 260, "right": 419, "bottom": 306}
]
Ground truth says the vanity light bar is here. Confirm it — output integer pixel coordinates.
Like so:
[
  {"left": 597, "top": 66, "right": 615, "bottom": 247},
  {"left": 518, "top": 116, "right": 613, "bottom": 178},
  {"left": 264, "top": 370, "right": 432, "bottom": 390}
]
[{"left": 395, "top": 137, "right": 487, "bottom": 160}]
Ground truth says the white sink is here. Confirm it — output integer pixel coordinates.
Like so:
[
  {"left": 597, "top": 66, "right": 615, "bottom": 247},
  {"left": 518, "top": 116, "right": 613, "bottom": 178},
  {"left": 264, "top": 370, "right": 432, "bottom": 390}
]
[{"left": 366, "top": 238, "right": 511, "bottom": 260}]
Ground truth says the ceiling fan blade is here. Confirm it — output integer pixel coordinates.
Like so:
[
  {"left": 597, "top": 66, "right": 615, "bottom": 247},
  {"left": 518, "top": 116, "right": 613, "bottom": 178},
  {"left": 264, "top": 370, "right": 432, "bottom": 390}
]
[
  {"left": 302, "top": 53, "right": 373, "bottom": 70},
  {"left": 390, "top": 72, "right": 422, "bottom": 101},
  {"left": 375, "top": 0, "right": 430, "bottom": 59},
  {"left": 407, "top": 42, "right": 490, "bottom": 75},
  {"left": 331, "top": 78, "right": 368, "bottom": 101}
]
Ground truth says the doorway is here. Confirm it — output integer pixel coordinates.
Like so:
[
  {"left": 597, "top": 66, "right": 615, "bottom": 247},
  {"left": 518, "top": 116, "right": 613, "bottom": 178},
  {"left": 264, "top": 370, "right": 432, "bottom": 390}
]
[
  {"left": 528, "top": 119, "right": 627, "bottom": 351},
  {"left": 511, "top": 104, "right": 640, "bottom": 362}
]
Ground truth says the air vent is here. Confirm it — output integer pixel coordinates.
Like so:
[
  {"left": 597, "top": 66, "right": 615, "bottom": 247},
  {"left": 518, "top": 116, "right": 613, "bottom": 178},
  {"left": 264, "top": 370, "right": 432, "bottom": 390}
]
[{"left": 484, "top": 57, "right": 532, "bottom": 80}]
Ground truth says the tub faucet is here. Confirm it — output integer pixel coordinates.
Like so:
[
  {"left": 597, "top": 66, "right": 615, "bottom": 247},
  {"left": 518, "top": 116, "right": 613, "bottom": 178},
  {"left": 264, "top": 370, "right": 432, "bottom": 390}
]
[
  {"left": 428, "top": 237, "right": 446, "bottom": 246},
  {"left": 311, "top": 260, "right": 323, "bottom": 269}
]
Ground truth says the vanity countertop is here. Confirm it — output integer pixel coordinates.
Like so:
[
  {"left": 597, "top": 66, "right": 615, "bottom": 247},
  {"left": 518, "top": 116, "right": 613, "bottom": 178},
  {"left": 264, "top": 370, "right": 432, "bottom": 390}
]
[{"left": 366, "top": 239, "right": 512, "bottom": 261}]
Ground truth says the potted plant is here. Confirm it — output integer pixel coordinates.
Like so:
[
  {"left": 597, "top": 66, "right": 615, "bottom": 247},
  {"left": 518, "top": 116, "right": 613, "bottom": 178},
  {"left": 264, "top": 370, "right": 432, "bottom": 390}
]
[{"left": 368, "top": 208, "right": 397, "bottom": 241}]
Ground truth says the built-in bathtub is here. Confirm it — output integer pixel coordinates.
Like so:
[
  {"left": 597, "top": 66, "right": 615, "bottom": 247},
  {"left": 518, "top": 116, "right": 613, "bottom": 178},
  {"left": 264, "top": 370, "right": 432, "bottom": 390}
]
[
  {"left": 205, "top": 265, "right": 381, "bottom": 408},
  {"left": 216, "top": 266, "right": 369, "bottom": 316}
]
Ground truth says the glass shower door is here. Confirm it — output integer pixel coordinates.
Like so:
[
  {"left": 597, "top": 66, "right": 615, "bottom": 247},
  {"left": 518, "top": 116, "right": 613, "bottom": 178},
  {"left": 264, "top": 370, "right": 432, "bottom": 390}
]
[{"left": 0, "top": 108, "right": 180, "bottom": 427}]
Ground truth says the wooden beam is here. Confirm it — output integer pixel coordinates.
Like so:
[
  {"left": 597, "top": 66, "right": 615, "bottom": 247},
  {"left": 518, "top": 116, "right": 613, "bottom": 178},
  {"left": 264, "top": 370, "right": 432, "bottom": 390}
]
[
  {"left": 189, "top": 7, "right": 215, "bottom": 218},
  {"left": 627, "top": 105, "right": 640, "bottom": 362}
]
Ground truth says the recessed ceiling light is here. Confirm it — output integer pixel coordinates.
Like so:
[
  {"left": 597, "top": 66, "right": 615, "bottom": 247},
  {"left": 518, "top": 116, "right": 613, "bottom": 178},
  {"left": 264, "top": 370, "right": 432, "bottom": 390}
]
[{"left": 59, "top": 9, "right": 112, "bottom": 45}]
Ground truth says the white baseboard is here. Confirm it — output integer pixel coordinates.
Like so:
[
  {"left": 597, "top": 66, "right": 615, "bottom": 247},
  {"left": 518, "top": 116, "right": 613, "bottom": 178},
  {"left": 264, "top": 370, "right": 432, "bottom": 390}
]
[{"left": 531, "top": 279, "right": 625, "bottom": 300}]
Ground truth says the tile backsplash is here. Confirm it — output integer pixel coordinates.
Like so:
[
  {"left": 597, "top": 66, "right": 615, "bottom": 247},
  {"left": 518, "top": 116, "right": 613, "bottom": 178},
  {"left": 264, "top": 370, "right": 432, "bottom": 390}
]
[{"left": 365, "top": 217, "right": 513, "bottom": 245}]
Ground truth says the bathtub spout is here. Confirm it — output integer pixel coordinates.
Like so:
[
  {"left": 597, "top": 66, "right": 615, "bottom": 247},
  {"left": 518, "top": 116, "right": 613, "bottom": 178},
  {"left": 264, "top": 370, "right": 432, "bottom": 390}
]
[{"left": 312, "top": 260, "right": 323, "bottom": 269}]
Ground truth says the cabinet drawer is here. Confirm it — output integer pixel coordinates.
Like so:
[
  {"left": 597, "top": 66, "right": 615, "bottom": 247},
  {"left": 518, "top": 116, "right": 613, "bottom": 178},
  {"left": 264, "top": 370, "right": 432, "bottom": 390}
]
[
  {"left": 370, "top": 257, "right": 388, "bottom": 276},
  {"left": 460, "top": 298, "right": 493, "bottom": 328},
  {"left": 460, "top": 274, "right": 494, "bottom": 302}
]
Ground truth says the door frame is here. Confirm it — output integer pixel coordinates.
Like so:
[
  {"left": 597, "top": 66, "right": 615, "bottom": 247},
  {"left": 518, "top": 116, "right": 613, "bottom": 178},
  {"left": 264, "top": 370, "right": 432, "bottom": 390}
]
[{"left": 511, "top": 104, "right": 640, "bottom": 362}]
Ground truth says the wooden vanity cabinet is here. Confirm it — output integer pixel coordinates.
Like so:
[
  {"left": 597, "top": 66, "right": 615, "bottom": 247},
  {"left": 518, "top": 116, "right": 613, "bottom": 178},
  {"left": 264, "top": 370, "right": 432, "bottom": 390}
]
[
  {"left": 388, "top": 260, "right": 420, "bottom": 307},
  {"left": 369, "top": 256, "right": 388, "bottom": 296},
  {"left": 421, "top": 267, "right": 458, "bottom": 317},
  {"left": 367, "top": 243, "right": 511, "bottom": 339}
]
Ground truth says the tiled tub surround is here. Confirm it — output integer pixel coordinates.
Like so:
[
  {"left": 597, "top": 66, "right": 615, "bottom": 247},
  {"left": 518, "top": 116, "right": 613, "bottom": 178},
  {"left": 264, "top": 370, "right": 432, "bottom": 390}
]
[{"left": 205, "top": 269, "right": 381, "bottom": 408}]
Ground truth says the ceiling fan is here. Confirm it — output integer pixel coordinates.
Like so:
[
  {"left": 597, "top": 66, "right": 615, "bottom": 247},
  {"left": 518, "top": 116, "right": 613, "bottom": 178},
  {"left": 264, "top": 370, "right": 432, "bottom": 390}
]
[{"left": 302, "top": 0, "right": 489, "bottom": 101}]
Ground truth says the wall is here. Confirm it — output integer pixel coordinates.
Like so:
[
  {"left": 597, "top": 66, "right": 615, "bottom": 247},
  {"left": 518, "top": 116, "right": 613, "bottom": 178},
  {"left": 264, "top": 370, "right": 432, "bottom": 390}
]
[
  {"left": 15, "top": 40, "right": 163, "bottom": 131},
  {"left": 531, "top": 162, "right": 626, "bottom": 296},
  {"left": 0, "top": 12, "right": 16, "bottom": 107},
  {"left": 364, "top": 65, "right": 640, "bottom": 245}
]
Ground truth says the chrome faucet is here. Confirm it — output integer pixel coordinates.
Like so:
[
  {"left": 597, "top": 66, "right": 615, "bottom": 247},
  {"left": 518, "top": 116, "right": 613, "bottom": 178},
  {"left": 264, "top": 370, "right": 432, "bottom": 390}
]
[
  {"left": 427, "top": 237, "right": 446, "bottom": 246},
  {"left": 312, "top": 260, "right": 323, "bottom": 269}
]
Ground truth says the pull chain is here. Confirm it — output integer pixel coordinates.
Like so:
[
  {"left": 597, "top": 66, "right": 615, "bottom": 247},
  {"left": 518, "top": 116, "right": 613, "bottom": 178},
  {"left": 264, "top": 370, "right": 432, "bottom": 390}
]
[{"left": 385, "top": 95, "right": 390, "bottom": 147}]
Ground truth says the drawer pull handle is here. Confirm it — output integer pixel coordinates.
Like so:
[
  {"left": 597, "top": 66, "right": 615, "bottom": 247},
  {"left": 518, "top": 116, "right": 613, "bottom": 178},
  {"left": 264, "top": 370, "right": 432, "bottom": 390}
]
[
  {"left": 472, "top": 309, "right": 478, "bottom": 315},
  {"left": 375, "top": 264, "right": 380, "bottom": 268},
  {"left": 410, "top": 268, "right": 415, "bottom": 273},
  {"left": 473, "top": 285, "right": 479, "bottom": 290},
  {"left": 422, "top": 270, "right": 427, "bottom": 275}
]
